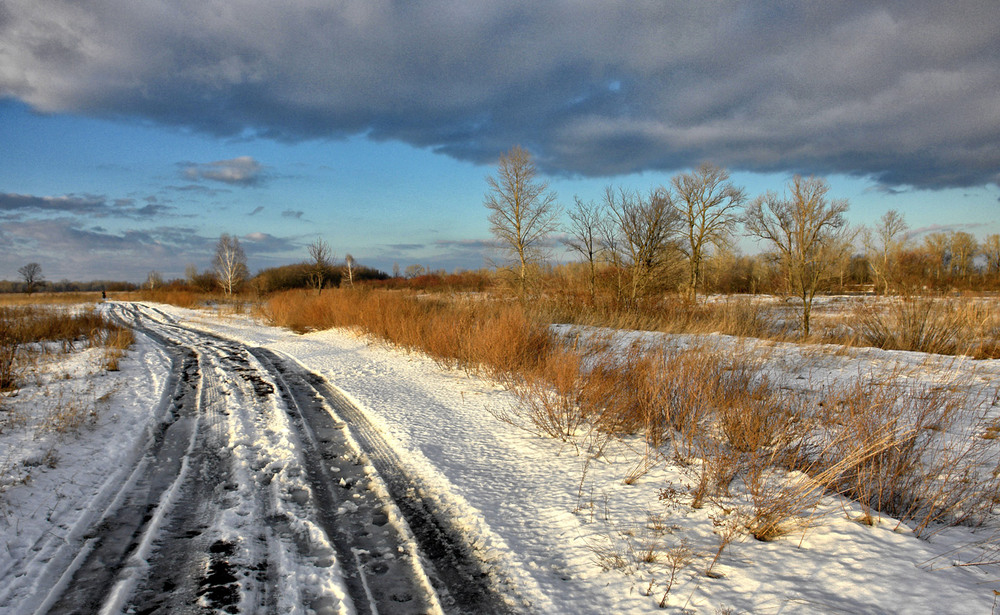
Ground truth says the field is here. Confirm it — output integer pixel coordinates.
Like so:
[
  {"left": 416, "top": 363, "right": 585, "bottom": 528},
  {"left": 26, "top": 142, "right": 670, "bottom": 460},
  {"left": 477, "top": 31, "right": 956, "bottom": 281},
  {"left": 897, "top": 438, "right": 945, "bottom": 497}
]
[{"left": 1, "top": 290, "right": 999, "bottom": 613}]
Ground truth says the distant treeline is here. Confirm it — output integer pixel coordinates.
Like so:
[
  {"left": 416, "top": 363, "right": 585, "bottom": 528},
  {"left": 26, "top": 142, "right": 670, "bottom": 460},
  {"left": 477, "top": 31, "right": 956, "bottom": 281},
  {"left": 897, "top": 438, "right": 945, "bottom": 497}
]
[{"left": 0, "top": 279, "right": 137, "bottom": 293}]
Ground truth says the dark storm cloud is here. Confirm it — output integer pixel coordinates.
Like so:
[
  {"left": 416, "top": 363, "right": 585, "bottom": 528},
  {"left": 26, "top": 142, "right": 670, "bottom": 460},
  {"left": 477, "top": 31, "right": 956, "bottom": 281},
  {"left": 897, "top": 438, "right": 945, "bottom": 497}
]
[
  {"left": 0, "top": 192, "right": 173, "bottom": 219},
  {"left": 2, "top": 2, "right": 998, "bottom": 188},
  {"left": 180, "top": 156, "right": 265, "bottom": 186}
]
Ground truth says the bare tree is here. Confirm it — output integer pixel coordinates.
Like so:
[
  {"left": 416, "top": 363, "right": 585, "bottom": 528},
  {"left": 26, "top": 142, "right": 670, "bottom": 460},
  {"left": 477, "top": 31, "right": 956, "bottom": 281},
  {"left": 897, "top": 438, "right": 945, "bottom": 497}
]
[
  {"left": 307, "top": 238, "right": 332, "bottom": 295},
  {"left": 18, "top": 263, "right": 43, "bottom": 294},
  {"left": 344, "top": 253, "right": 356, "bottom": 287},
  {"left": 564, "top": 196, "right": 604, "bottom": 303},
  {"left": 863, "top": 209, "right": 908, "bottom": 295},
  {"left": 670, "top": 163, "right": 747, "bottom": 300},
  {"left": 744, "top": 176, "right": 852, "bottom": 337},
  {"left": 983, "top": 234, "right": 1000, "bottom": 277},
  {"left": 922, "top": 232, "right": 952, "bottom": 281},
  {"left": 214, "top": 233, "right": 248, "bottom": 296},
  {"left": 484, "top": 145, "right": 561, "bottom": 294},
  {"left": 146, "top": 270, "right": 163, "bottom": 291},
  {"left": 949, "top": 231, "right": 978, "bottom": 281},
  {"left": 602, "top": 185, "right": 680, "bottom": 304},
  {"left": 404, "top": 264, "right": 427, "bottom": 279}
]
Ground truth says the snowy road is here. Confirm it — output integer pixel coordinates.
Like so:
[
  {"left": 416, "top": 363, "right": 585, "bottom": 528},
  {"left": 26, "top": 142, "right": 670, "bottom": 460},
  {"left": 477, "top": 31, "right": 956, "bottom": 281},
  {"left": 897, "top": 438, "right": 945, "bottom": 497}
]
[{"left": 11, "top": 303, "right": 513, "bottom": 614}]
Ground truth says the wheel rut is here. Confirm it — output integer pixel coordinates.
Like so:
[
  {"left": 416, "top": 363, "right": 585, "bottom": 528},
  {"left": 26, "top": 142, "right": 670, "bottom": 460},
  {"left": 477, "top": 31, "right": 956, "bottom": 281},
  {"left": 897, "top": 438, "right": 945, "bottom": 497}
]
[{"left": 35, "top": 303, "right": 520, "bottom": 614}]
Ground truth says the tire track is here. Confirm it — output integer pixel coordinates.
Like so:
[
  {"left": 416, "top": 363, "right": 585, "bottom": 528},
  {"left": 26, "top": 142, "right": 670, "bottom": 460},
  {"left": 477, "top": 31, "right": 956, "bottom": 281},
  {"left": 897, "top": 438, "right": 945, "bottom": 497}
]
[
  {"left": 38, "top": 302, "right": 519, "bottom": 614},
  {"left": 251, "top": 348, "right": 519, "bottom": 615}
]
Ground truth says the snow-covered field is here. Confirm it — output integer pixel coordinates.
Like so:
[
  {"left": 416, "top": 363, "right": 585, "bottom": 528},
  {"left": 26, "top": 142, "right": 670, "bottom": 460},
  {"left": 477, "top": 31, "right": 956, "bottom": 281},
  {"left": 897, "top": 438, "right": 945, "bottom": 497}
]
[{"left": 3, "top": 300, "right": 1000, "bottom": 613}]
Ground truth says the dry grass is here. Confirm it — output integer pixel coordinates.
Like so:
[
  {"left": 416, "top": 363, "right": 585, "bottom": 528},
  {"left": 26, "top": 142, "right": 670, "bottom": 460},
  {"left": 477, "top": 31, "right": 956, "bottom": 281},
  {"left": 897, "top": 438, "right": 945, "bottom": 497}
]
[
  {"left": 849, "top": 296, "right": 1000, "bottom": 358},
  {"left": 0, "top": 292, "right": 102, "bottom": 307},
  {"left": 537, "top": 293, "right": 780, "bottom": 340},
  {"left": 262, "top": 289, "right": 551, "bottom": 378},
  {"left": 810, "top": 375, "right": 999, "bottom": 533},
  {"left": 0, "top": 306, "right": 135, "bottom": 393}
]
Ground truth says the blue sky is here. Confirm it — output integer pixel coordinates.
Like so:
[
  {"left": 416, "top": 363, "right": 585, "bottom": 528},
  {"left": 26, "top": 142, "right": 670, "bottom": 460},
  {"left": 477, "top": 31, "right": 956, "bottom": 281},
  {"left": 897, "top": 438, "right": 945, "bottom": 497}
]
[{"left": 1, "top": 2, "right": 998, "bottom": 282}]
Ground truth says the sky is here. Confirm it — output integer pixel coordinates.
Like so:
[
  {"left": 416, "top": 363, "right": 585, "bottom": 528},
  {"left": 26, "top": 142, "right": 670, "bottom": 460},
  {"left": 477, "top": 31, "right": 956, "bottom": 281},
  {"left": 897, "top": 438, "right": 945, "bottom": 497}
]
[{"left": 1, "top": 1, "right": 998, "bottom": 283}]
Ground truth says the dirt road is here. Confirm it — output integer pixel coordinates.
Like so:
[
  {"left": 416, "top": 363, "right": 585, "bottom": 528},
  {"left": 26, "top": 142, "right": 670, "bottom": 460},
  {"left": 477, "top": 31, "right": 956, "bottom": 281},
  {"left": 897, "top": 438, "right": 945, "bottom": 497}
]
[{"left": 20, "top": 303, "right": 514, "bottom": 614}]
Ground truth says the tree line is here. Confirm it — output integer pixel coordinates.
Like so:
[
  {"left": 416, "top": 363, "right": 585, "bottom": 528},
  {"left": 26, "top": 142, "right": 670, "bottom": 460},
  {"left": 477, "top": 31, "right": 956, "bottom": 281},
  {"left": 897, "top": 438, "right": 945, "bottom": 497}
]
[
  {"left": 484, "top": 146, "right": 1000, "bottom": 336},
  {"left": 143, "top": 235, "right": 386, "bottom": 296}
]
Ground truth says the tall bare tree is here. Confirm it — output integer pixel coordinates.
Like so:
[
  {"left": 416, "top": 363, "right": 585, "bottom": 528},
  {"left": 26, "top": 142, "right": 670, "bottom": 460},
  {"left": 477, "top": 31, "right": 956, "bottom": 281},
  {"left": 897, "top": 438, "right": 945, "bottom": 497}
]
[
  {"left": 744, "top": 176, "right": 852, "bottom": 337},
  {"left": 670, "top": 163, "right": 746, "bottom": 300},
  {"left": 484, "top": 145, "right": 561, "bottom": 294},
  {"left": 307, "top": 238, "right": 332, "bottom": 294},
  {"left": 602, "top": 185, "right": 680, "bottom": 304},
  {"left": 17, "top": 263, "right": 43, "bottom": 294},
  {"left": 214, "top": 233, "right": 248, "bottom": 296},
  {"left": 564, "top": 196, "right": 604, "bottom": 303},
  {"left": 344, "top": 253, "right": 356, "bottom": 287},
  {"left": 863, "top": 209, "right": 908, "bottom": 295}
]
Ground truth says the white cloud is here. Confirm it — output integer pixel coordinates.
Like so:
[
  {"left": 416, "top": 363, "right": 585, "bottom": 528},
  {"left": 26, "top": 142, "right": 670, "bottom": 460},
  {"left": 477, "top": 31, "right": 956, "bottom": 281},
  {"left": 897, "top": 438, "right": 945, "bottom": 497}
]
[{"left": 181, "top": 157, "right": 265, "bottom": 186}]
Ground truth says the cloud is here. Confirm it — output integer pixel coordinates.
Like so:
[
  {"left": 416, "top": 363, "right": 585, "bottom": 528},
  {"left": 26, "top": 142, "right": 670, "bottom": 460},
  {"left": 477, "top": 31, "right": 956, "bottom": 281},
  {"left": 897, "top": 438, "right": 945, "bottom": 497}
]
[
  {"left": 433, "top": 239, "right": 497, "bottom": 250},
  {"left": 0, "top": 218, "right": 212, "bottom": 280},
  {"left": 0, "top": 218, "right": 307, "bottom": 280},
  {"left": 281, "top": 209, "right": 304, "bottom": 219},
  {"left": 242, "top": 231, "right": 299, "bottom": 253},
  {"left": 248, "top": 206, "right": 265, "bottom": 216},
  {"left": 2, "top": 3, "right": 998, "bottom": 189},
  {"left": 0, "top": 192, "right": 173, "bottom": 219},
  {"left": 180, "top": 156, "right": 265, "bottom": 186},
  {"left": 907, "top": 222, "right": 988, "bottom": 238}
]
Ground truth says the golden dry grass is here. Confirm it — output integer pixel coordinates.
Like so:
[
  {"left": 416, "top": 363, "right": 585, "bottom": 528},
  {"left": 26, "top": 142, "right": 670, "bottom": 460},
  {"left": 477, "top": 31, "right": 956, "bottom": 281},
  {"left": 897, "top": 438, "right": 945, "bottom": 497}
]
[{"left": 0, "top": 292, "right": 103, "bottom": 307}]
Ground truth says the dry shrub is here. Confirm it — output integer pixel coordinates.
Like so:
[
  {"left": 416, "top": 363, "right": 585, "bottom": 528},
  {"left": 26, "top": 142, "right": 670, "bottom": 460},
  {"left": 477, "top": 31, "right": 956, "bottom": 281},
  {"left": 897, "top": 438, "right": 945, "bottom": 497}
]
[
  {"left": 0, "top": 311, "right": 22, "bottom": 391},
  {"left": 853, "top": 296, "right": 1000, "bottom": 357},
  {"left": 0, "top": 306, "right": 135, "bottom": 391},
  {"left": 713, "top": 358, "right": 797, "bottom": 455},
  {"left": 811, "top": 375, "right": 998, "bottom": 534},
  {"left": 41, "top": 389, "right": 97, "bottom": 434},
  {"left": 500, "top": 347, "right": 587, "bottom": 440},
  {"left": 264, "top": 288, "right": 1000, "bottom": 540},
  {"left": 688, "top": 439, "right": 741, "bottom": 509},
  {"left": 263, "top": 289, "right": 551, "bottom": 378},
  {"left": 579, "top": 346, "right": 738, "bottom": 451},
  {"left": 97, "top": 326, "right": 135, "bottom": 371},
  {"left": 142, "top": 289, "right": 200, "bottom": 308}
]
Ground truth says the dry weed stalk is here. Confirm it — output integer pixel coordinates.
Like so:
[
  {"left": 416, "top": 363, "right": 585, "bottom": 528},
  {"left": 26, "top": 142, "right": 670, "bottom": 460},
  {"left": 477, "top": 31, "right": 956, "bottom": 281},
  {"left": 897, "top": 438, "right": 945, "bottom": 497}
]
[{"left": 659, "top": 540, "right": 694, "bottom": 607}]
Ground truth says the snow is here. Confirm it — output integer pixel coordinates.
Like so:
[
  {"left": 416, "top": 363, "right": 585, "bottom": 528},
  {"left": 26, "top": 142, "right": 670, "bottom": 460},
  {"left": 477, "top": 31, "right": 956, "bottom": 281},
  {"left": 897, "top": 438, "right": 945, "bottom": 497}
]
[{"left": 3, "top": 300, "right": 1000, "bottom": 613}]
